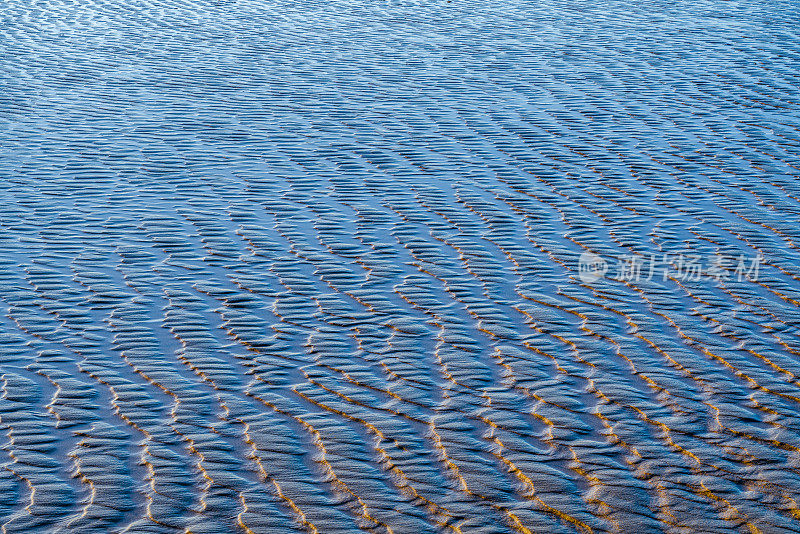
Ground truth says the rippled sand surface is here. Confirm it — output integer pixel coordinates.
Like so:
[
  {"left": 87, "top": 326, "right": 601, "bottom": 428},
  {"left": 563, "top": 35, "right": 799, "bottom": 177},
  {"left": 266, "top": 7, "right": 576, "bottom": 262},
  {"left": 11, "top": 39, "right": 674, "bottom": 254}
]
[{"left": 1, "top": 0, "right": 800, "bottom": 532}]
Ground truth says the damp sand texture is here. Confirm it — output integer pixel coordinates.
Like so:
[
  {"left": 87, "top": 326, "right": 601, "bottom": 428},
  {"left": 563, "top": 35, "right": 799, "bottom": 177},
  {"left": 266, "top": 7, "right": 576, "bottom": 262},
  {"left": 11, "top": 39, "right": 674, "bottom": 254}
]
[{"left": 1, "top": 0, "right": 800, "bottom": 532}]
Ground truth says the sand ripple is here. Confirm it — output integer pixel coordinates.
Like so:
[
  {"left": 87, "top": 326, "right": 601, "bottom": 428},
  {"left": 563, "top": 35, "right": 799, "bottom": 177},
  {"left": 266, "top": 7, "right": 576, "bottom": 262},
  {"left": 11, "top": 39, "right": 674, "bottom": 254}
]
[{"left": 1, "top": 0, "right": 800, "bottom": 531}]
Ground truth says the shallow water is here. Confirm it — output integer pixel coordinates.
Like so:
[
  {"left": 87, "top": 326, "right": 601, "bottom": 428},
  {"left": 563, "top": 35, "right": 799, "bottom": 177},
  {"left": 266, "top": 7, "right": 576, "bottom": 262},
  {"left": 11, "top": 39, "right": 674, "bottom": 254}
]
[{"left": 1, "top": 0, "right": 800, "bottom": 532}]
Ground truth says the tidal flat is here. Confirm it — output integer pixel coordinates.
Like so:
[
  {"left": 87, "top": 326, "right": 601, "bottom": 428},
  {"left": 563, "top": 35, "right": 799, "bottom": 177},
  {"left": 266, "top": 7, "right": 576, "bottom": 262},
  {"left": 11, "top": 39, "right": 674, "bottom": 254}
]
[{"left": 1, "top": 0, "right": 800, "bottom": 532}]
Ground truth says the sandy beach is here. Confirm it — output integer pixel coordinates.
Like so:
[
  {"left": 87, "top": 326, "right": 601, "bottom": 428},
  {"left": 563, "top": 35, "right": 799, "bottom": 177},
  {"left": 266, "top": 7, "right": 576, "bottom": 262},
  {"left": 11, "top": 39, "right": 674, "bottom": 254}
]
[{"left": 1, "top": 0, "right": 799, "bottom": 531}]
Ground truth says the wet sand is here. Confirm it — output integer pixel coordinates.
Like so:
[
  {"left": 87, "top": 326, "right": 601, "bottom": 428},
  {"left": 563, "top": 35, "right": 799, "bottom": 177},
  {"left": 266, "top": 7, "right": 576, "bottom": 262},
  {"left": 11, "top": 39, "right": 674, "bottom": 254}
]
[{"left": 1, "top": 0, "right": 800, "bottom": 532}]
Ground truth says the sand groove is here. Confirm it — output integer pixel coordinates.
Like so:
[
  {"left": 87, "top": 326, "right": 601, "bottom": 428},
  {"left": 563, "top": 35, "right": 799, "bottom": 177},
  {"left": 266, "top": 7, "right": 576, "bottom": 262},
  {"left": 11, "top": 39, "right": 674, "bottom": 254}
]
[{"left": 2, "top": 0, "right": 800, "bottom": 532}]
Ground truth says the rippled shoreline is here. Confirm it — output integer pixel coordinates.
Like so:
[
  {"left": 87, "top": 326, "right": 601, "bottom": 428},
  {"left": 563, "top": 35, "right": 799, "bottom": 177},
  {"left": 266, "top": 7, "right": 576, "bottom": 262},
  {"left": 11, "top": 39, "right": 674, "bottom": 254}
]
[{"left": 1, "top": 0, "right": 800, "bottom": 532}]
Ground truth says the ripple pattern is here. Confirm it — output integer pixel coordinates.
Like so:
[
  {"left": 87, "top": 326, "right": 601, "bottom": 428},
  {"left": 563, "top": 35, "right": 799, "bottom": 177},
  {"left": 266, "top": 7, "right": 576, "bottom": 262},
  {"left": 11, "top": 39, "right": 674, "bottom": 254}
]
[{"left": 1, "top": 0, "right": 800, "bottom": 532}]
